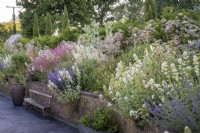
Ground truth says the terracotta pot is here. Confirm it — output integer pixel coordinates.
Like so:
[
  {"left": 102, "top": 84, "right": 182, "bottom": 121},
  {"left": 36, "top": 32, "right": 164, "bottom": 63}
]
[{"left": 11, "top": 83, "right": 25, "bottom": 106}]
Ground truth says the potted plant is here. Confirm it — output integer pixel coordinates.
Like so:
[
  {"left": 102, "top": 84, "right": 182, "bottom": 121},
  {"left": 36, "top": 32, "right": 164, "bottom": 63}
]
[
  {"left": 79, "top": 107, "right": 118, "bottom": 133},
  {"left": 10, "top": 52, "right": 30, "bottom": 106}
]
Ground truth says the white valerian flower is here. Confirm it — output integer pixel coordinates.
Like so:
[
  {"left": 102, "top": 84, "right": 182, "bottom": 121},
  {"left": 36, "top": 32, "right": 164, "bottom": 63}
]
[
  {"left": 177, "top": 58, "right": 183, "bottom": 64},
  {"left": 107, "top": 102, "right": 112, "bottom": 107},
  {"left": 59, "top": 70, "right": 64, "bottom": 77},
  {"left": 189, "top": 83, "right": 193, "bottom": 86},
  {"left": 151, "top": 95, "right": 155, "bottom": 99},
  {"left": 162, "top": 80, "right": 167, "bottom": 87},
  {"left": 129, "top": 110, "right": 134, "bottom": 117},
  {"left": 150, "top": 45, "right": 155, "bottom": 52},
  {"left": 193, "top": 55, "right": 199, "bottom": 65},
  {"left": 131, "top": 95, "right": 134, "bottom": 98},
  {"left": 170, "top": 63, "right": 179, "bottom": 82},
  {"left": 193, "top": 55, "right": 200, "bottom": 76},
  {"left": 185, "top": 66, "right": 192, "bottom": 71},
  {"left": 161, "top": 97, "right": 165, "bottom": 102},
  {"left": 144, "top": 84, "right": 149, "bottom": 89},
  {"left": 124, "top": 96, "right": 129, "bottom": 102},
  {"left": 116, "top": 91, "right": 120, "bottom": 97},
  {"left": 129, "top": 110, "right": 139, "bottom": 119},
  {"left": 48, "top": 80, "right": 57, "bottom": 89},
  {"left": 183, "top": 51, "right": 189, "bottom": 60},
  {"left": 161, "top": 62, "right": 169, "bottom": 78},
  {"left": 184, "top": 126, "right": 192, "bottom": 133},
  {"left": 154, "top": 84, "right": 161, "bottom": 88},
  {"left": 133, "top": 54, "right": 138, "bottom": 61},
  {"left": 149, "top": 78, "right": 155, "bottom": 85},
  {"left": 103, "top": 85, "right": 107, "bottom": 90},
  {"left": 99, "top": 94, "right": 103, "bottom": 100}
]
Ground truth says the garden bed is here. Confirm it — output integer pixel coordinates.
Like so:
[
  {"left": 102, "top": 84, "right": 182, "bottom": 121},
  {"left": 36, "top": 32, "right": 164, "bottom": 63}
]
[{"left": 25, "top": 81, "right": 163, "bottom": 133}]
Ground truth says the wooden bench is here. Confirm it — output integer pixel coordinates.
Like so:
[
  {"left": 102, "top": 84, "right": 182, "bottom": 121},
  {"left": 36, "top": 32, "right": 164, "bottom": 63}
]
[{"left": 24, "top": 90, "right": 52, "bottom": 117}]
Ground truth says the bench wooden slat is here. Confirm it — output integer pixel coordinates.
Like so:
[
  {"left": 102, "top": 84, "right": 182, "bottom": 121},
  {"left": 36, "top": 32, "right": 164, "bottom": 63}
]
[
  {"left": 24, "top": 98, "right": 51, "bottom": 109},
  {"left": 25, "top": 89, "right": 52, "bottom": 117}
]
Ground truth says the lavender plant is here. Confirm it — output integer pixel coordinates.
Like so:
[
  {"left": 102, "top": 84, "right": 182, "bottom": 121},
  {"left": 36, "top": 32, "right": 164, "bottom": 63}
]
[
  {"left": 47, "top": 65, "right": 80, "bottom": 103},
  {"left": 145, "top": 86, "right": 200, "bottom": 132}
]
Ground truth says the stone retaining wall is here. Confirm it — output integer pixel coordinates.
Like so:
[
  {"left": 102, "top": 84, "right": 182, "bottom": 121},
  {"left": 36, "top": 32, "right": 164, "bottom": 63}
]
[
  {"left": 26, "top": 82, "right": 103, "bottom": 125},
  {"left": 1, "top": 82, "right": 162, "bottom": 133},
  {"left": 0, "top": 84, "right": 11, "bottom": 96}
]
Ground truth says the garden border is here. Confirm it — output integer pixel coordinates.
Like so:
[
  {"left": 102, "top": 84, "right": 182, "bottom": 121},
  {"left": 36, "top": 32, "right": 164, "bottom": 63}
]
[{"left": 0, "top": 82, "right": 164, "bottom": 133}]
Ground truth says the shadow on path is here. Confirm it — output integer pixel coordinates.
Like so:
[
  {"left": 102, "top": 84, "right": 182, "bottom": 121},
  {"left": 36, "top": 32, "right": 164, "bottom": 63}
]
[{"left": 0, "top": 94, "right": 79, "bottom": 133}]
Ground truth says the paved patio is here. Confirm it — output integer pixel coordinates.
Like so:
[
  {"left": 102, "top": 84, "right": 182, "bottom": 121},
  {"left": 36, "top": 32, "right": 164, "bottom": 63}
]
[{"left": 0, "top": 94, "right": 79, "bottom": 133}]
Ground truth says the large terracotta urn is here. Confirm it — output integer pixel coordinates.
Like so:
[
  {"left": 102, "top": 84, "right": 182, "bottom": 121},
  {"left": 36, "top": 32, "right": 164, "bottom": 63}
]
[{"left": 11, "top": 83, "right": 25, "bottom": 106}]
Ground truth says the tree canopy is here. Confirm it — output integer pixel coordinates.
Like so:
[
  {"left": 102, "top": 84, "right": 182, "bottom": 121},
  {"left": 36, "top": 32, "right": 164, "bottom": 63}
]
[{"left": 18, "top": 0, "right": 95, "bottom": 37}]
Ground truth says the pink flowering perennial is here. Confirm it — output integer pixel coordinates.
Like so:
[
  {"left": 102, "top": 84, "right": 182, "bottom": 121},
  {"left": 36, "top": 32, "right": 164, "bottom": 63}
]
[{"left": 29, "top": 41, "right": 75, "bottom": 73}]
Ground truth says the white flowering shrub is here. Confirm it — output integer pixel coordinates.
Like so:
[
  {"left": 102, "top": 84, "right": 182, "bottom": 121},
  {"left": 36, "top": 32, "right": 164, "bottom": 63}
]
[
  {"left": 0, "top": 54, "right": 12, "bottom": 69},
  {"left": 77, "top": 21, "right": 123, "bottom": 58},
  {"left": 73, "top": 44, "right": 107, "bottom": 64},
  {"left": 104, "top": 44, "right": 200, "bottom": 126}
]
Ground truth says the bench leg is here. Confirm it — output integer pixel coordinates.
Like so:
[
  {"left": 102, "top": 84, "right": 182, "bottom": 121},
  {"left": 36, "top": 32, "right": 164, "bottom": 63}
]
[
  {"left": 43, "top": 109, "right": 45, "bottom": 117},
  {"left": 43, "top": 108, "right": 52, "bottom": 118},
  {"left": 25, "top": 102, "right": 33, "bottom": 110},
  {"left": 25, "top": 102, "right": 27, "bottom": 110}
]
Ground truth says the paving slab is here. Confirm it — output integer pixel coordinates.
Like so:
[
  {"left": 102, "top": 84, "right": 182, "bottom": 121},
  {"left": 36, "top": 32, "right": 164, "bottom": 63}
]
[{"left": 0, "top": 94, "right": 79, "bottom": 133}]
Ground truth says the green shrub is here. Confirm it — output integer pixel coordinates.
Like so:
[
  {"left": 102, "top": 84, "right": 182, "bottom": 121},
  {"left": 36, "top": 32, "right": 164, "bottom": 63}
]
[
  {"left": 153, "top": 19, "right": 166, "bottom": 40},
  {"left": 78, "top": 57, "right": 117, "bottom": 93},
  {"left": 161, "top": 6, "right": 190, "bottom": 20},
  {"left": 99, "top": 20, "right": 145, "bottom": 39},
  {"left": 12, "top": 53, "right": 29, "bottom": 71},
  {"left": 11, "top": 52, "right": 30, "bottom": 83},
  {"left": 79, "top": 108, "right": 118, "bottom": 132},
  {"left": 119, "top": 43, "right": 150, "bottom": 65},
  {"left": 17, "top": 38, "right": 30, "bottom": 45},
  {"left": 0, "top": 38, "right": 3, "bottom": 47},
  {"left": 79, "top": 59, "right": 98, "bottom": 92},
  {"left": 0, "top": 46, "right": 5, "bottom": 56},
  {"left": 34, "top": 35, "right": 60, "bottom": 48},
  {"left": 35, "top": 28, "right": 80, "bottom": 48},
  {"left": 27, "top": 70, "right": 46, "bottom": 82},
  {"left": 59, "top": 28, "right": 80, "bottom": 42}
]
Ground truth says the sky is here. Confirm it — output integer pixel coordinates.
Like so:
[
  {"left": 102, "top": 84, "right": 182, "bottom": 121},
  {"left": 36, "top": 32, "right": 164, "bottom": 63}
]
[{"left": 0, "top": 0, "right": 20, "bottom": 22}]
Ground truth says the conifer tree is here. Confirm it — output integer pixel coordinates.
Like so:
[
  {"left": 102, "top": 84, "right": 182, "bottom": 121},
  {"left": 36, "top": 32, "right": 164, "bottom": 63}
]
[
  {"left": 62, "top": 5, "right": 70, "bottom": 29},
  {"left": 144, "top": 0, "right": 156, "bottom": 21},
  {"left": 33, "top": 13, "right": 39, "bottom": 37},
  {"left": 45, "top": 13, "right": 52, "bottom": 36}
]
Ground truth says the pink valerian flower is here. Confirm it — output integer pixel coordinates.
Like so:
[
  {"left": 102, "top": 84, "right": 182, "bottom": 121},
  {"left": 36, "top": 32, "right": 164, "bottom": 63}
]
[
  {"left": 52, "top": 41, "right": 75, "bottom": 59},
  {"left": 28, "top": 41, "right": 76, "bottom": 73}
]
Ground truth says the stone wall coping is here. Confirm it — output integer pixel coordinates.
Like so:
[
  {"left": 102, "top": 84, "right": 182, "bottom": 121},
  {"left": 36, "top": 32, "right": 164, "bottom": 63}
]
[
  {"left": 27, "top": 81, "right": 100, "bottom": 99},
  {"left": 26, "top": 81, "right": 47, "bottom": 85},
  {"left": 80, "top": 91, "right": 99, "bottom": 98}
]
